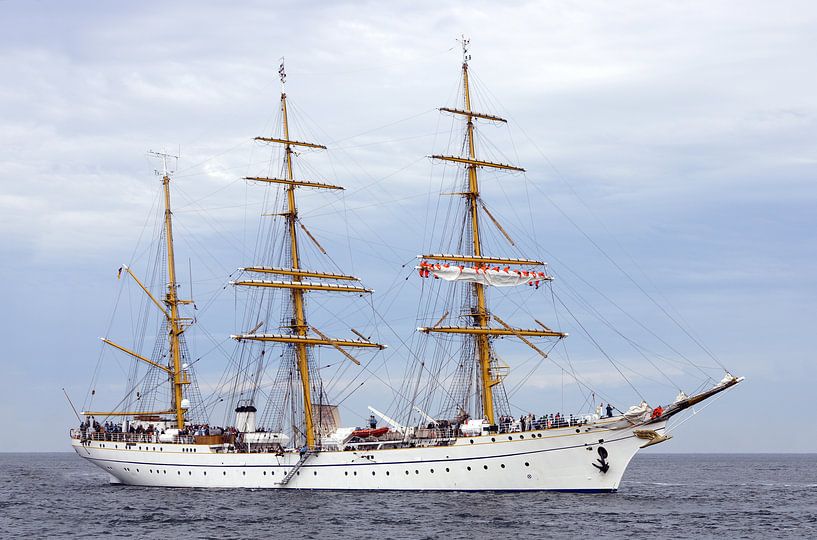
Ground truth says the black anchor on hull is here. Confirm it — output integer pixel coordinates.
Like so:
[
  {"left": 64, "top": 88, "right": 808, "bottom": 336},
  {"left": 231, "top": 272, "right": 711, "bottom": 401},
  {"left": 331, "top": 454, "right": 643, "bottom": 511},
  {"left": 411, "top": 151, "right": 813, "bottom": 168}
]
[{"left": 592, "top": 446, "right": 610, "bottom": 473}]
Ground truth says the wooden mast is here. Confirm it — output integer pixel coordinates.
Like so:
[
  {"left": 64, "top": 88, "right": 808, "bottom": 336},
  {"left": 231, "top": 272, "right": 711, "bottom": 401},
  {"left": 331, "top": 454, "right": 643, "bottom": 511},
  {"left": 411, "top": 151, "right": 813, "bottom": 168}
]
[
  {"left": 280, "top": 83, "right": 317, "bottom": 449},
  {"left": 93, "top": 153, "right": 192, "bottom": 426},
  {"left": 460, "top": 50, "right": 498, "bottom": 424},
  {"left": 156, "top": 152, "right": 189, "bottom": 429},
  {"left": 424, "top": 39, "right": 566, "bottom": 425},
  {"left": 234, "top": 61, "right": 384, "bottom": 449}
]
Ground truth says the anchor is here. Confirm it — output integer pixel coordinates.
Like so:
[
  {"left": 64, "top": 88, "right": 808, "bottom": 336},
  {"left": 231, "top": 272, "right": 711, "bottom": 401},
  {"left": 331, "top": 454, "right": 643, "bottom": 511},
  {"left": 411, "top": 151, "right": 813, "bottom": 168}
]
[{"left": 592, "top": 446, "right": 610, "bottom": 473}]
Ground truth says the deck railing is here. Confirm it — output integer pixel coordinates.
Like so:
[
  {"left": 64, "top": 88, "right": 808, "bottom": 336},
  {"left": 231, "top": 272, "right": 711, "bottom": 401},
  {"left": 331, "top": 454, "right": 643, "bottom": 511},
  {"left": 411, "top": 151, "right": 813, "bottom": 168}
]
[{"left": 70, "top": 429, "right": 196, "bottom": 444}]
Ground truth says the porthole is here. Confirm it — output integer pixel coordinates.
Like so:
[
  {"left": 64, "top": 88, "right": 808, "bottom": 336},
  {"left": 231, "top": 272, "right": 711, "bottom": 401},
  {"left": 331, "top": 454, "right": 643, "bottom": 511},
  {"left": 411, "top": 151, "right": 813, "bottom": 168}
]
[
  {"left": 415, "top": 470, "right": 419, "bottom": 475},
  {"left": 500, "top": 464, "right": 505, "bottom": 469},
  {"left": 149, "top": 469, "right": 153, "bottom": 473},
  {"left": 315, "top": 471, "right": 319, "bottom": 476},
  {"left": 203, "top": 471, "right": 207, "bottom": 476},
  {"left": 353, "top": 471, "right": 357, "bottom": 476},
  {"left": 467, "top": 466, "right": 472, "bottom": 471},
  {"left": 344, "top": 471, "right": 348, "bottom": 476},
  {"left": 296, "top": 472, "right": 300, "bottom": 476},
  {"left": 177, "top": 471, "right": 181, "bottom": 475},
  {"left": 264, "top": 471, "right": 267, "bottom": 476},
  {"left": 430, "top": 469, "right": 434, "bottom": 474},
  {"left": 520, "top": 435, "right": 524, "bottom": 439},
  {"left": 575, "top": 429, "right": 580, "bottom": 433},
  {"left": 508, "top": 436, "right": 513, "bottom": 441},
  {"left": 223, "top": 471, "right": 227, "bottom": 476},
  {"left": 372, "top": 471, "right": 376, "bottom": 476},
  {"left": 405, "top": 471, "right": 409, "bottom": 475},
  {"left": 188, "top": 471, "right": 192, "bottom": 475},
  {"left": 243, "top": 471, "right": 246, "bottom": 476},
  {"left": 483, "top": 465, "right": 488, "bottom": 470},
  {"left": 445, "top": 468, "right": 450, "bottom": 472},
  {"left": 469, "top": 439, "right": 474, "bottom": 444},
  {"left": 491, "top": 437, "right": 496, "bottom": 442},
  {"left": 525, "top": 462, "right": 530, "bottom": 467},
  {"left": 386, "top": 471, "right": 390, "bottom": 476}
]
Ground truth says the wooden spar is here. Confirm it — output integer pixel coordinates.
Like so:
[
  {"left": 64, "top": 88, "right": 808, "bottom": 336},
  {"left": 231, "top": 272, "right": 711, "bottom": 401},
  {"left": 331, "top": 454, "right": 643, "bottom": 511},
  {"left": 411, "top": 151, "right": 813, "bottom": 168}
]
[
  {"left": 100, "top": 338, "right": 171, "bottom": 374},
  {"left": 419, "top": 253, "right": 545, "bottom": 266},
  {"left": 350, "top": 328, "right": 369, "bottom": 340},
  {"left": 431, "top": 155, "right": 525, "bottom": 172},
  {"left": 232, "top": 279, "right": 371, "bottom": 293},
  {"left": 81, "top": 410, "right": 176, "bottom": 417},
  {"left": 432, "top": 310, "right": 449, "bottom": 328},
  {"left": 480, "top": 202, "right": 515, "bottom": 247},
  {"left": 311, "top": 326, "right": 362, "bottom": 365},
  {"left": 299, "top": 222, "right": 328, "bottom": 255},
  {"left": 254, "top": 136, "right": 327, "bottom": 150},
  {"left": 491, "top": 315, "right": 559, "bottom": 358},
  {"left": 439, "top": 107, "right": 507, "bottom": 123},
  {"left": 246, "top": 321, "right": 264, "bottom": 334},
  {"left": 232, "top": 333, "right": 384, "bottom": 349},
  {"left": 244, "top": 176, "right": 343, "bottom": 190},
  {"left": 419, "top": 326, "right": 566, "bottom": 337},
  {"left": 119, "top": 265, "right": 169, "bottom": 319},
  {"left": 241, "top": 267, "right": 360, "bottom": 281}
]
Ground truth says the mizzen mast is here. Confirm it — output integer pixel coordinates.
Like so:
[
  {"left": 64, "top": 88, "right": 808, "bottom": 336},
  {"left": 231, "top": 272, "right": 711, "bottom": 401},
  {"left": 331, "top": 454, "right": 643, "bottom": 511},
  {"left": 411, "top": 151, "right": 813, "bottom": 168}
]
[
  {"left": 154, "top": 151, "right": 191, "bottom": 430},
  {"left": 88, "top": 151, "right": 193, "bottom": 426},
  {"left": 421, "top": 39, "right": 565, "bottom": 425}
]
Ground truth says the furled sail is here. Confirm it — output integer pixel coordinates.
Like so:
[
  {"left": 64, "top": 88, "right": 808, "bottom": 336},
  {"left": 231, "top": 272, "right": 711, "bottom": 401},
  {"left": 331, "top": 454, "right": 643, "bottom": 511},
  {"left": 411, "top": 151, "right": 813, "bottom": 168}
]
[{"left": 417, "top": 261, "right": 551, "bottom": 288}]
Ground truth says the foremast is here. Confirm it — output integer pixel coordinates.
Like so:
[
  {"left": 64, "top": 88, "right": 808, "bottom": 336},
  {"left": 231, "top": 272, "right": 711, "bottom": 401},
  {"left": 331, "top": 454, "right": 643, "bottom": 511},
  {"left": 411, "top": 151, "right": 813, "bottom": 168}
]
[
  {"left": 420, "top": 40, "right": 566, "bottom": 424},
  {"left": 232, "top": 62, "right": 384, "bottom": 449}
]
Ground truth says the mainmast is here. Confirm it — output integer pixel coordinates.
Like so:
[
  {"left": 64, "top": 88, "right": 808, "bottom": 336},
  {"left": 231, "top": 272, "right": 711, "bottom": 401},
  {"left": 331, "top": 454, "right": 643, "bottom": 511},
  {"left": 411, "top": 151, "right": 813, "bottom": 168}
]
[
  {"left": 280, "top": 72, "right": 316, "bottom": 450},
  {"left": 420, "top": 39, "right": 566, "bottom": 425},
  {"left": 232, "top": 61, "right": 384, "bottom": 449}
]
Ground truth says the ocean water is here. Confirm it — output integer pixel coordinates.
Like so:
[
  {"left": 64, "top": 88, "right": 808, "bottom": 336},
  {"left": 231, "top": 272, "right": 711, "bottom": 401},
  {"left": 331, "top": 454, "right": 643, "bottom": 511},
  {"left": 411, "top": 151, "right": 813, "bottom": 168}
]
[{"left": 0, "top": 453, "right": 814, "bottom": 539}]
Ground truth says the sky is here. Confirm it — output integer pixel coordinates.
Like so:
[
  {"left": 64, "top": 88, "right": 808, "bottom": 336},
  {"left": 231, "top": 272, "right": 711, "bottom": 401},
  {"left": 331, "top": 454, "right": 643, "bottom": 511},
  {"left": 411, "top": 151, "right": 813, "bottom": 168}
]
[{"left": 1, "top": 0, "right": 815, "bottom": 452}]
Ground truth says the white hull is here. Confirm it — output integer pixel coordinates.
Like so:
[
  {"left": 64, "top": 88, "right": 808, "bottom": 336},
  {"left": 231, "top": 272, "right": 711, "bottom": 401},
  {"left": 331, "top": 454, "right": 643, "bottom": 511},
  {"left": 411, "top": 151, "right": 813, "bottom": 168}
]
[{"left": 72, "top": 420, "right": 666, "bottom": 491}]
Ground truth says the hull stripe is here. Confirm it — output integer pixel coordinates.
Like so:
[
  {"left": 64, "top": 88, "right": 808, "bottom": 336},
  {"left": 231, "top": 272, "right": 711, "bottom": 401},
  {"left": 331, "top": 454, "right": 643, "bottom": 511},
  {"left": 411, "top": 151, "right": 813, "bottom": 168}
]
[{"left": 77, "top": 427, "right": 661, "bottom": 469}]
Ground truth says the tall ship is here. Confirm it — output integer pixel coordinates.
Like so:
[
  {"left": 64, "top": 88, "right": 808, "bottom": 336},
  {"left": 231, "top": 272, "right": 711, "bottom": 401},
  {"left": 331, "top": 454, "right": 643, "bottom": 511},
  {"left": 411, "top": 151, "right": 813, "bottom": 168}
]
[{"left": 70, "top": 44, "right": 742, "bottom": 491}]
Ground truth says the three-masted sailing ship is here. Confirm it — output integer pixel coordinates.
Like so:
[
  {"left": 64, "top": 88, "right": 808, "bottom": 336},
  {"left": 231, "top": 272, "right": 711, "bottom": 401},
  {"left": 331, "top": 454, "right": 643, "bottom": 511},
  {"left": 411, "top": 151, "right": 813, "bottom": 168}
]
[{"left": 70, "top": 46, "right": 742, "bottom": 491}]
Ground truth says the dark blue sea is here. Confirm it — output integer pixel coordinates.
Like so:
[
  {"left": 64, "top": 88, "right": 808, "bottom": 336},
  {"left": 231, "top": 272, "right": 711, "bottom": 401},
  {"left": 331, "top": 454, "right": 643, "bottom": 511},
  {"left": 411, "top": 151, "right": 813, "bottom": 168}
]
[{"left": 1, "top": 453, "right": 814, "bottom": 539}]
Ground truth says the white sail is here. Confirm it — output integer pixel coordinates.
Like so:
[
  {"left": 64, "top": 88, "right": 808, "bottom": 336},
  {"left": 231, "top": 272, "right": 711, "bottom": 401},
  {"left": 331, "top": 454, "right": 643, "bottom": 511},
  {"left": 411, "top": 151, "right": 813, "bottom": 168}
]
[{"left": 418, "top": 263, "right": 550, "bottom": 288}]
